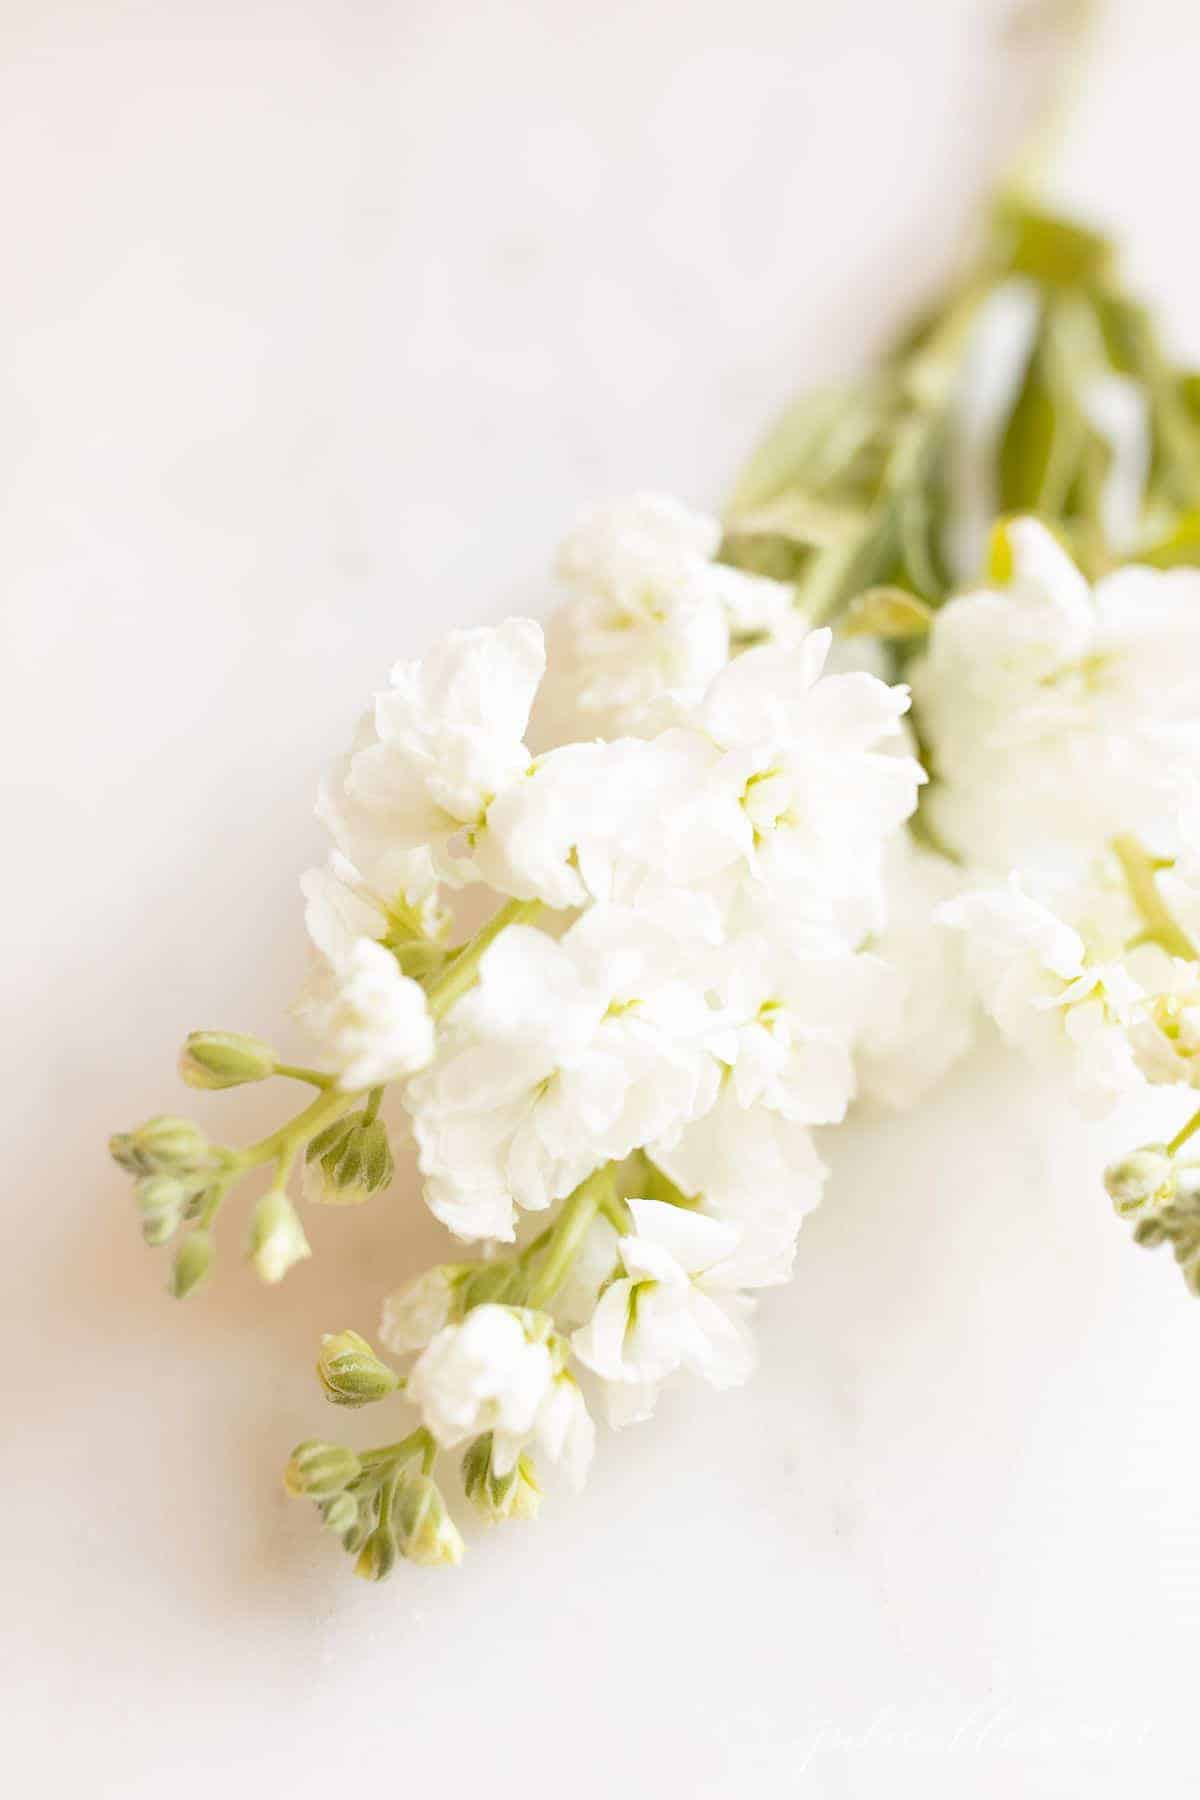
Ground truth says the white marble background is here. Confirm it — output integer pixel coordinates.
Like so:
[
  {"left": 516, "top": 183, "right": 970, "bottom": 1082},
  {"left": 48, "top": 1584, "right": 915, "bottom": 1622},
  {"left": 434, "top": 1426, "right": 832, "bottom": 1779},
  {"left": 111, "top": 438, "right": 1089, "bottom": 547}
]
[{"left": 5, "top": 2, "right": 1200, "bottom": 1794}]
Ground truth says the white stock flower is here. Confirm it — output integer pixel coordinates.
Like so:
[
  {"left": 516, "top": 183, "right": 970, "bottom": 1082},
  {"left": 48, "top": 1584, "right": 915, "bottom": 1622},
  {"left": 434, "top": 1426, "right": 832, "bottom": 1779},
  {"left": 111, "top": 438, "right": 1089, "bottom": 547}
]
[
  {"left": 854, "top": 837, "right": 978, "bottom": 1111},
  {"left": 474, "top": 735, "right": 696, "bottom": 912},
  {"left": 540, "top": 493, "right": 791, "bottom": 738},
  {"left": 486, "top": 629, "right": 921, "bottom": 928},
  {"left": 662, "top": 630, "right": 924, "bottom": 922},
  {"left": 704, "top": 925, "right": 881, "bottom": 1124},
  {"left": 379, "top": 1267, "right": 459, "bottom": 1353},
  {"left": 296, "top": 936, "right": 434, "bottom": 1091},
  {"left": 939, "top": 878, "right": 1142, "bottom": 1110},
  {"left": 294, "top": 854, "right": 437, "bottom": 1089},
  {"left": 407, "top": 910, "right": 719, "bottom": 1242},
  {"left": 407, "top": 1304, "right": 595, "bottom": 1484},
  {"left": 301, "top": 854, "right": 400, "bottom": 962},
  {"left": 327, "top": 620, "right": 545, "bottom": 887},
  {"left": 572, "top": 1198, "right": 755, "bottom": 1425},
  {"left": 912, "top": 520, "right": 1200, "bottom": 868},
  {"left": 652, "top": 1086, "right": 826, "bottom": 1289},
  {"left": 317, "top": 718, "right": 440, "bottom": 913},
  {"left": 1129, "top": 964, "right": 1200, "bottom": 1087},
  {"left": 532, "top": 1372, "right": 595, "bottom": 1490},
  {"left": 407, "top": 1304, "right": 554, "bottom": 1474}
]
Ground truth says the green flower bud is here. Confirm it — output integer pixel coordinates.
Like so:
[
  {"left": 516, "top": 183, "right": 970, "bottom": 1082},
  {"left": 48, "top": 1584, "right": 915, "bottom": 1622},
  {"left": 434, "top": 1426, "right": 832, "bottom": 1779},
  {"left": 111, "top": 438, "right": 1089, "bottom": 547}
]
[
  {"left": 113, "top": 1115, "right": 212, "bottom": 1178},
  {"left": 169, "top": 1230, "right": 214, "bottom": 1299},
  {"left": 283, "top": 1439, "right": 363, "bottom": 1499},
  {"left": 321, "top": 1492, "right": 361, "bottom": 1538},
  {"left": 393, "top": 1475, "right": 465, "bottom": 1568},
  {"left": 339, "top": 1512, "right": 371, "bottom": 1556},
  {"left": 247, "top": 1189, "right": 311, "bottom": 1285},
  {"left": 304, "top": 1114, "right": 394, "bottom": 1207},
  {"left": 462, "top": 1436, "right": 541, "bottom": 1523},
  {"left": 1104, "top": 1144, "right": 1175, "bottom": 1217},
  {"left": 354, "top": 1522, "right": 398, "bottom": 1583},
  {"left": 134, "top": 1173, "right": 194, "bottom": 1245},
  {"left": 110, "top": 1132, "right": 147, "bottom": 1175},
  {"left": 317, "top": 1330, "right": 400, "bottom": 1407},
  {"left": 179, "top": 1030, "right": 276, "bottom": 1090}
]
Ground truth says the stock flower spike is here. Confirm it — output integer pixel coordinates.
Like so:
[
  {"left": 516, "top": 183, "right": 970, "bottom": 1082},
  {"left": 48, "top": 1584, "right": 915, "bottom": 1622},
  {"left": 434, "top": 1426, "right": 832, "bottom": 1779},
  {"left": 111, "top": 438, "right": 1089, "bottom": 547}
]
[{"left": 110, "top": 161, "right": 1200, "bottom": 1578}]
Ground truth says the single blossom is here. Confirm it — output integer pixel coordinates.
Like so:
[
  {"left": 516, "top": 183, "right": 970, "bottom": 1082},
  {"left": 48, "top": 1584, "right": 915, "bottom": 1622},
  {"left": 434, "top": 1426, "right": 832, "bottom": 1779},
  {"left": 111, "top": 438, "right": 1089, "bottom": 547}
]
[
  {"left": 1125, "top": 951, "right": 1200, "bottom": 1090},
  {"left": 539, "top": 493, "right": 790, "bottom": 738},
  {"left": 326, "top": 620, "right": 545, "bottom": 888},
  {"left": 296, "top": 936, "right": 434, "bottom": 1091},
  {"left": 939, "top": 877, "right": 1142, "bottom": 1111},
  {"left": 650, "top": 1085, "right": 826, "bottom": 1289},
  {"left": 407, "top": 910, "right": 719, "bottom": 1241},
  {"left": 911, "top": 519, "right": 1200, "bottom": 868},
  {"left": 654, "top": 629, "right": 924, "bottom": 924},
  {"left": 572, "top": 1199, "right": 756, "bottom": 1425},
  {"left": 704, "top": 922, "right": 882, "bottom": 1124},
  {"left": 407, "top": 1304, "right": 592, "bottom": 1483}
]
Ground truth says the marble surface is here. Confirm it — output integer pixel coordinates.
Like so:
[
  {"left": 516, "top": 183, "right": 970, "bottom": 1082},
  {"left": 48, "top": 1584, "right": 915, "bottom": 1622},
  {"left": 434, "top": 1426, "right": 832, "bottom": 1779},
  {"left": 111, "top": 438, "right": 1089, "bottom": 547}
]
[{"left": 6, "top": 2, "right": 1200, "bottom": 1794}]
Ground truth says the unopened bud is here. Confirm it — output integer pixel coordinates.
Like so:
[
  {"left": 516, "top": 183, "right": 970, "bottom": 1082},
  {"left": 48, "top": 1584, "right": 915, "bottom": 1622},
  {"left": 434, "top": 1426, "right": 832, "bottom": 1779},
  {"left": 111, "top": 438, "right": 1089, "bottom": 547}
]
[
  {"left": 134, "top": 1173, "right": 194, "bottom": 1245},
  {"left": 1104, "top": 1144, "right": 1175, "bottom": 1217},
  {"left": 321, "top": 1493, "right": 361, "bottom": 1539},
  {"left": 304, "top": 1114, "right": 393, "bottom": 1207},
  {"left": 462, "top": 1436, "right": 541, "bottom": 1523},
  {"left": 354, "top": 1522, "right": 398, "bottom": 1583},
  {"left": 169, "top": 1230, "right": 213, "bottom": 1299},
  {"left": 393, "top": 1475, "right": 465, "bottom": 1568},
  {"left": 113, "top": 1115, "right": 212, "bottom": 1177},
  {"left": 247, "top": 1189, "right": 311, "bottom": 1285},
  {"left": 109, "top": 1132, "right": 144, "bottom": 1175},
  {"left": 283, "top": 1439, "right": 363, "bottom": 1499},
  {"left": 317, "top": 1330, "right": 399, "bottom": 1406},
  {"left": 180, "top": 1030, "right": 276, "bottom": 1090}
]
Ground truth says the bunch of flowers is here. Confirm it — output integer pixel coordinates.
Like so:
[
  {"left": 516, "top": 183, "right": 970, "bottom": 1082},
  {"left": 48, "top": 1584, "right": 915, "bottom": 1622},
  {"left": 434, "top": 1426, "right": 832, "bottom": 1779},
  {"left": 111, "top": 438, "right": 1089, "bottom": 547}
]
[{"left": 110, "top": 196, "right": 1200, "bottom": 1580}]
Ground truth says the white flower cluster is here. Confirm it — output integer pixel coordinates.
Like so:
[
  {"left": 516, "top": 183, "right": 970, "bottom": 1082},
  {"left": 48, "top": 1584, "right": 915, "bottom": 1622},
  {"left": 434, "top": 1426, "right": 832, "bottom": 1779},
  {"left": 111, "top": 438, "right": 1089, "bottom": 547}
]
[
  {"left": 286, "top": 496, "right": 1200, "bottom": 1532},
  {"left": 907, "top": 517, "right": 1200, "bottom": 1121},
  {"left": 912, "top": 518, "right": 1200, "bottom": 872},
  {"left": 293, "top": 494, "right": 924, "bottom": 1484}
]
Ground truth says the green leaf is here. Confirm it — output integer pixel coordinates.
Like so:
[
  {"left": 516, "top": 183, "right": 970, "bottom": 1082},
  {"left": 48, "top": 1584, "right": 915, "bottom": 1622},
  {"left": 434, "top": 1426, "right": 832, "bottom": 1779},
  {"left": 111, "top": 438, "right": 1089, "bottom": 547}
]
[{"left": 990, "top": 196, "right": 1113, "bottom": 287}]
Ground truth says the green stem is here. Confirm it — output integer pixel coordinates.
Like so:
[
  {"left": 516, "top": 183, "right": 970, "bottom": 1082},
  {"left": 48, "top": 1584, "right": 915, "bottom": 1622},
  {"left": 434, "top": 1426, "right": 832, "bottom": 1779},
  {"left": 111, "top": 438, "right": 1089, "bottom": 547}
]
[
  {"left": 1112, "top": 835, "right": 1198, "bottom": 962},
  {"left": 273, "top": 1063, "right": 334, "bottom": 1089},
  {"left": 362, "top": 1086, "right": 383, "bottom": 1126},
  {"left": 1169, "top": 1108, "right": 1200, "bottom": 1158},
  {"left": 377, "top": 1471, "right": 398, "bottom": 1531},
  {"left": 196, "top": 1167, "right": 237, "bottom": 1229},
  {"left": 526, "top": 1164, "right": 615, "bottom": 1310},
  {"left": 236, "top": 1087, "right": 360, "bottom": 1173},
  {"left": 359, "top": 1428, "right": 434, "bottom": 1472},
  {"left": 425, "top": 898, "right": 542, "bottom": 1021},
  {"left": 599, "top": 1191, "right": 634, "bottom": 1235}
]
